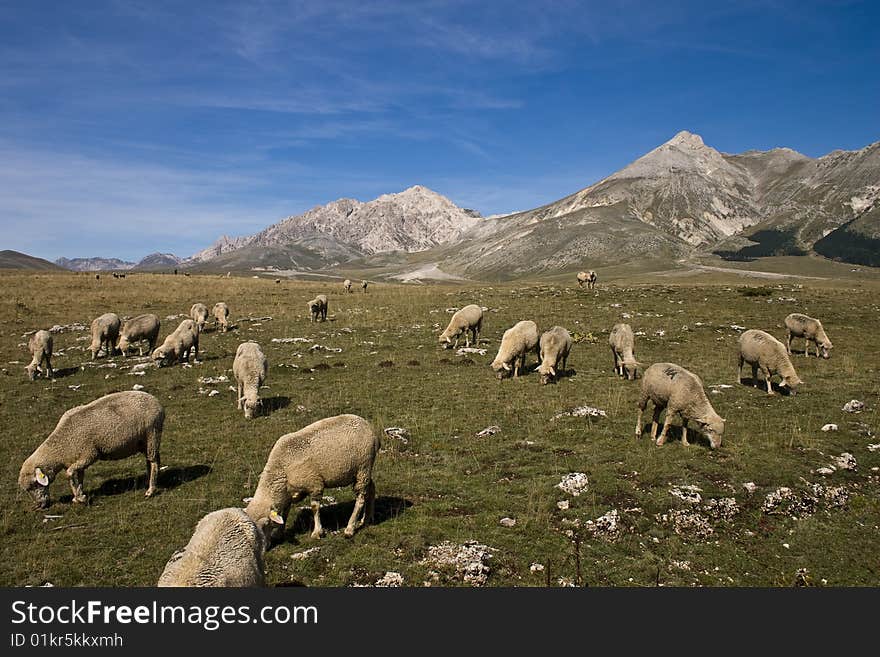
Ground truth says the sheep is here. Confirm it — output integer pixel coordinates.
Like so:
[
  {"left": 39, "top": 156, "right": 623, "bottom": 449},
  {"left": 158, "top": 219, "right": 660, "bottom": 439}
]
[
  {"left": 308, "top": 294, "right": 328, "bottom": 323},
  {"left": 233, "top": 342, "right": 268, "bottom": 419},
  {"left": 635, "top": 363, "right": 725, "bottom": 449},
  {"left": 785, "top": 313, "right": 833, "bottom": 359},
  {"left": 190, "top": 303, "right": 209, "bottom": 331},
  {"left": 490, "top": 320, "right": 539, "bottom": 379},
  {"left": 577, "top": 270, "right": 597, "bottom": 290},
  {"left": 152, "top": 319, "right": 200, "bottom": 366},
  {"left": 157, "top": 508, "right": 266, "bottom": 587},
  {"left": 117, "top": 314, "right": 160, "bottom": 357},
  {"left": 343, "top": 279, "right": 352, "bottom": 293},
  {"left": 18, "top": 390, "right": 163, "bottom": 508},
  {"left": 537, "top": 326, "right": 572, "bottom": 384},
  {"left": 738, "top": 329, "right": 803, "bottom": 395},
  {"left": 25, "top": 330, "right": 53, "bottom": 380},
  {"left": 89, "top": 312, "right": 121, "bottom": 359},
  {"left": 609, "top": 323, "right": 641, "bottom": 380},
  {"left": 362, "top": 280, "right": 368, "bottom": 293},
  {"left": 438, "top": 304, "right": 483, "bottom": 349},
  {"left": 245, "top": 414, "right": 380, "bottom": 542},
  {"left": 212, "top": 302, "right": 230, "bottom": 332}
]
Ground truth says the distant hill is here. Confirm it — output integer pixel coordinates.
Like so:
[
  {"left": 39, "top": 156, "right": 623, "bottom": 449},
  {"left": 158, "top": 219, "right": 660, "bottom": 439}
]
[
  {"left": 133, "top": 253, "right": 185, "bottom": 271},
  {"left": 56, "top": 256, "right": 135, "bottom": 271},
  {"left": 0, "top": 250, "right": 65, "bottom": 270}
]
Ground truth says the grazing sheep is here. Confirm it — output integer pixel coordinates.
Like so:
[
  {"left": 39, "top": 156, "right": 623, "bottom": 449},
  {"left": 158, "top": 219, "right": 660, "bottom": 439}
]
[
  {"left": 438, "top": 304, "right": 483, "bottom": 349},
  {"left": 785, "top": 313, "right": 833, "bottom": 359},
  {"left": 635, "top": 363, "right": 725, "bottom": 449},
  {"left": 537, "top": 326, "right": 572, "bottom": 385},
  {"left": 212, "top": 302, "right": 230, "bottom": 332},
  {"left": 233, "top": 342, "right": 268, "bottom": 419},
  {"left": 18, "top": 390, "right": 164, "bottom": 508},
  {"left": 190, "top": 303, "right": 209, "bottom": 331},
  {"left": 308, "top": 294, "right": 328, "bottom": 323},
  {"left": 152, "top": 319, "right": 200, "bottom": 366},
  {"left": 25, "top": 330, "right": 53, "bottom": 380},
  {"left": 117, "top": 314, "right": 161, "bottom": 357},
  {"left": 89, "top": 312, "right": 121, "bottom": 359},
  {"left": 157, "top": 508, "right": 266, "bottom": 587},
  {"left": 245, "top": 414, "right": 379, "bottom": 542},
  {"left": 361, "top": 280, "right": 368, "bottom": 293},
  {"left": 577, "top": 270, "right": 598, "bottom": 290},
  {"left": 490, "top": 320, "right": 540, "bottom": 379},
  {"left": 609, "top": 323, "right": 641, "bottom": 380},
  {"left": 738, "top": 329, "right": 803, "bottom": 395},
  {"left": 343, "top": 279, "right": 352, "bottom": 293}
]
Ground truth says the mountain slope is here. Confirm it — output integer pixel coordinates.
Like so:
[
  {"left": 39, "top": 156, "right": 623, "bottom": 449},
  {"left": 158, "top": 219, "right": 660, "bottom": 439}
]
[
  {"left": 56, "top": 257, "right": 135, "bottom": 271},
  {"left": 0, "top": 250, "right": 65, "bottom": 270}
]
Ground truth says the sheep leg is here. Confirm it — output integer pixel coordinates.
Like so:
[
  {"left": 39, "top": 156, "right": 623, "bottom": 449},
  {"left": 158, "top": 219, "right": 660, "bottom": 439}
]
[
  {"left": 786, "top": 332, "right": 793, "bottom": 355},
  {"left": 737, "top": 355, "right": 744, "bottom": 384},
  {"left": 66, "top": 462, "right": 89, "bottom": 504},
  {"left": 44, "top": 354, "right": 53, "bottom": 379},
  {"left": 656, "top": 414, "right": 673, "bottom": 446},
  {"left": 345, "top": 490, "right": 367, "bottom": 537},
  {"left": 464, "top": 332, "right": 470, "bottom": 348},
  {"left": 145, "top": 456, "right": 160, "bottom": 497},
  {"left": 310, "top": 492, "right": 324, "bottom": 539},
  {"left": 681, "top": 419, "right": 689, "bottom": 446},
  {"left": 237, "top": 381, "right": 243, "bottom": 409},
  {"left": 635, "top": 401, "right": 645, "bottom": 437},
  {"left": 764, "top": 368, "right": 774, "bottom": 395},
  {"left": 363, "top": 479, "right": 376, "bottom": 526},
  {"left": 650, "top": 406, "right": 662, "bottom": 441},
  {"left": 612, "top": 347, "right": 619, "bottom": 375},
  {"left": 751, "top": 364, "right": 759, "bottom": 388}
]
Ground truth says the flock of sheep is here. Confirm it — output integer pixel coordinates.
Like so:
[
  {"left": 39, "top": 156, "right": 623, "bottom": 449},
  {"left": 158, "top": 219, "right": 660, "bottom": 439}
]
[{"left": 16, "top": 272, "right": 835, "bottom": 586}]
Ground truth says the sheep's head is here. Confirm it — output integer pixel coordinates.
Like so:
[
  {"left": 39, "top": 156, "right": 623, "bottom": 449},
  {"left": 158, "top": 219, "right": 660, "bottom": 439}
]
[
  {"left": 25, "top": 364, "right": 37, "bottom": 381},
  {"left": 623, "top": 360, "right": 641, "bottom": 381},
  {"left": 490, "top": 359, "right": 511, "bottom": 379},
  {"left": 538, "top": 363, "right": 555, "bottom": 385},
  {"left": 117, "top": 335, "right": 130, "bottom": 354},
  {"left": 438, "top": 331, "right": 453, "bottom": 348},
  {"left": 19, "top": 463, "right": 52, "bottom": 508},
  {"left": 701, "top": 416, "right": 725, "bottom": 449},
  {"left": 783, "top": 374, "right": 803, "bottom": 395},
  {"left": 151, "top": 347, "right": 169, "bottom": 366},
  {"left": 820, "top": 341, "right": 833, "bottom": 359},
  {"left": 242, "top": 396, "right": 261, "bottom": 419}
]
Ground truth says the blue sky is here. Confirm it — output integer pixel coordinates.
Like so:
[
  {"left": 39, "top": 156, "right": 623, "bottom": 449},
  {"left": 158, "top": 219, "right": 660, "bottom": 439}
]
[{"left": 1, "top": 0, "right": 878, "bottom": 262}]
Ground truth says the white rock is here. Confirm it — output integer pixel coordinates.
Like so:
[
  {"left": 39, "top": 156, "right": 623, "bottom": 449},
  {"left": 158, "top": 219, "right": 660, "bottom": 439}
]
[
  {"left": 132, "top": 384, "right": 145, "bottom": 391},
  {"left": 499, "top": 517, "right": 516, "bottom": 527},
  {"left": 821, "top": 424, "right": 838, "bottom": 432},
  {"left": 557, "top": 473, "right": 589, "bottom": 496}
]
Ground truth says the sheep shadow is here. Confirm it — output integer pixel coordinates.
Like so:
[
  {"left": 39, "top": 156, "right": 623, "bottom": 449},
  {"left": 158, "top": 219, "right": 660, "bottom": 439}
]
[
  {"left": 83, "top": 464, "right": 212, "bottom": 500},
  {"left": 738, "top": 377, "right": 795, "bottom": 395},
  {"left": 636, "top": 422, "right": 714, "bottom": 449},
  {"left": 284, "top": 495, "right": 412, "bottom": 543},
  {"left": 42, "top": 366, "right": 80, "bottom": 380},
  {"left": 261, "top": 396, "right": 290, "bottom": 415}
]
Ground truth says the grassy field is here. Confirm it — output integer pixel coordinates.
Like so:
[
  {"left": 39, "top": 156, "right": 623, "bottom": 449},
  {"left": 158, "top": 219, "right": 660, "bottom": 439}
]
[{"left": 1, "top": 270, "right": 878, "bottom": 587}]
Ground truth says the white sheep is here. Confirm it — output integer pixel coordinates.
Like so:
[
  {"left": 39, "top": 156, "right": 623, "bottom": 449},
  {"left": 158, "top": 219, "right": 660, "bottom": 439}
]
[
  {"left": 343, "top": 279, "right": 352, "bottom": 293},
  {"left": 308, "top": 294, "right": 328, "bottom": 323},
  {"left": 361, "top": 280, "right": 368, "bottom": 293},
  {"left": 152, "top": 319, "right": 200, "bottom": 366},
  {"left": 438, "top": 304, "right": 483, "bottom": 349},
  {"left": 490, "top": 320, "right": 539, "bottom": 379},
  {"left": 537, "top": 326, "right": 572, "bottom": 384},
  {"left": 635, "top": 362, "right": 725, "bottom": 448},
  {"left": 117, "top": 313, "right": 161, "bottom": 357},
  {"left": 157, "top": 508, "right": 266, "bottom": 587},
  {"left": 190, "top": 303, "right": 209, "bottom": 331},
  {"left": 26, "top": 329, "right": 53, "bottom": 380},
  {"left": 18, "top": 390, "right": 164, "bottom": 508},
  {"left": 233, "top": 341, "right": 268, "bottom": 419},
  {"left": 785, "top": 313, "right": 833, "bottom": 359},
  {"left": 245, "top": 414, "right": 380, "bottom": 542},
  {"left": 577, "top": 270, "right": 597, "bottom": 290},
  {"left": 738, "top": 329, "right": 803, "bottom": 395},
  {"left": 89, "top": 312, "right": 121, "bottom": 359},
  {"left": 609, "top": 323, "right": 641, "bottom": 380},
  {"left": 212, "top": 302, "right": 230, "bottom": 332}
]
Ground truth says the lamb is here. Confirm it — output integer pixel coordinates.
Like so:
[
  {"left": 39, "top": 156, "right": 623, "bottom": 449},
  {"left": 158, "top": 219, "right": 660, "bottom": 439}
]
[
  {"left": 308, "top": 294, "right": 328, "bottom": 322},
  {"left": 577, "top": 270, "right": 597, "bottom": 290},
  {"left": 117, "top": 314, "right": 161, "bottom": 357},
  {"left": 785, "top": 313, "right": 833, "bottom": 359},
  {"left": 609, "top": 323, "right": 641, "bottom": 380},
  {"left": 190, "top": 303, "right": 209, "bottom": 331},
  {"left": 18, "top": 390, "right": 163, "bottom": 508},
  {"left": 157, "top": 508, "right": 266, "bottom": 587},
  {"left": 212, "top": 302, "right": 230, "bottom": 332},
  {"left": 361, "top": 280, "right": 368, "bottom": 293},
  {"left": 635, "top": 363, "right": 725, "bottom": 449},
  {"left": 89, "top": 312, "right": 121, "bottom": 359},
  {"left": 490, "top": 320, "right": 539, "bottom": 379},
  {"left": 537, "top": 326, "right": 572, "bottom": 384},
  {"left": 25, "top": 330, "right": 53, "bottom": 380},
  {"left": 738, "top": 329, "right": 803, "bottom": 395},
  {"left": 438, "top": 304, "right": 483, "bottom": 349},
  {"left": 233, "top": 342, "right": 268, "bottom": 419},
  {"left": 152, "top": 319, "right": 200, "bottom": 366},
  {"left": 245, "top": 414, "right": 379, "bottom": 542},
  {"left": 343, "top": 279, "right": 352, "bottom": 293}
]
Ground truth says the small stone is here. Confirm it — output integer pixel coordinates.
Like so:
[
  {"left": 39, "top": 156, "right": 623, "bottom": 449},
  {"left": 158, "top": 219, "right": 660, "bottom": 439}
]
[
  {"left": 821, "top": 423, "right": 838, "bottom": 432},
  {"left": 499, "top": 517, "right": 516, "bottom": 528},
  {"left": 556, "top": 500, "right": 570, "bottom": 510},
  {"left": 529, "top": 563, "right": 545, "bottom": 573},
  {"left": 132, "top": 384, "right": 145, "bottom": 391}
]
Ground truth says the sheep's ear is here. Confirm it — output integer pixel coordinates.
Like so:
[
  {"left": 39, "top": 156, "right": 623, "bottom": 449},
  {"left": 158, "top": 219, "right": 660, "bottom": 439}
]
[
  {"left": 549, "top": 366, "right": 556, "bottom": 376},
  {"left": 34, "top": 468, "right": 49, "bottom": 487},
  {"left": 269, "top": 509, "right": 284, "bottom": 525},
  {"left": 502, "top": 362, "right": 511, "bottom": 371}
]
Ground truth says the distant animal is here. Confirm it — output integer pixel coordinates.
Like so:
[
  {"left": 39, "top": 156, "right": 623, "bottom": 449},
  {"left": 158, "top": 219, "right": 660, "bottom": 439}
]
[
  {"left": 362, "top": 280, "right": 368, "bottom": 293},
  {"left": 577, "top": 270, "right": 597, "bottom": 290},
  {"left": 785, "top": 313, "right": 833, "bottom": 359},
  {"left": 213, "top": 302, "right": 230, "bottom": 332},
  {"left": 635, "top": 362, "right": 725, "bottom": 449},
  {"left": 343, "top": 279, "right": 352, "bottom": 293},
  {"left": 438, "top": 304, "right": 483, "bottom": 349},
  {"left": 275, "top": 279, "right": 281, "bottom": 284},
  {"left": 26, "top": 330, "right": 53, "bottom": 380},
  {"left": 308, "top": 295, "right": 328, "bottom": 323},
  {"left": 490, "top": 320, "right": 540, "bottom": 379},
  {"left": 190, "top": 303, "right": 209, "bottom": 331},
  {"left": 18, "top": 390, "right": 164, "bottom": 508},
  {"left": 738, "top": 329, "right": 802, "bottom": 395},
  {"left": 95, "top": 274, "right": 100, "bottom": 281}
]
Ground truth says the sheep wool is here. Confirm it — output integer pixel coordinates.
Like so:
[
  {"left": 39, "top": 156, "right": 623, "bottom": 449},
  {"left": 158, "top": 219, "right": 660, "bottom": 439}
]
[
  {"left": 26, "top": 329, "right": 53, "bottom": 380},
  {"left": 190, "top": 303, "right": 209, "bottom": 331},
  {"left": 785, "top": 313, "right": 833, "bottom": 359},
  {"left": 609, "top": 323, "right": 640, "bottom": 380},
  {"left": 233, "top": 341, "right": 268, "bottom": 419},
  {"left": 89, "top": 312, "right": 121, "bottom": 360},
  {"left": 538, "top": 326, "right": 572, "bottom": 384},
  {"left": 438, "top": 304, "right": 483, "bottom": 349},
  {"left": 490, "top": 320, "right": 539, "bottom": 379},
  {"left": 738, "top": 329, "right": 803, "bottom": 395},
  {"left": 117, "top": 314, "right": 161, "bottom": 357},
  {"left": 212, "top": 302, "right": 230, "bottom": 332}
]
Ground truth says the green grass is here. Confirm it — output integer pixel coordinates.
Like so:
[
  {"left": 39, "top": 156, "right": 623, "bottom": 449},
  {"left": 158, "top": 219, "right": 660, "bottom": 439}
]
[{"left": 1, "top": 271, "right": 878, "bottom": 587}]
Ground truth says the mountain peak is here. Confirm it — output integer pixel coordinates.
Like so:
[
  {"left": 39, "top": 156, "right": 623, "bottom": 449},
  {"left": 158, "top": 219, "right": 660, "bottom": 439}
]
[{"left": 667, "top": 130, "right": 705, "bottom": 148}]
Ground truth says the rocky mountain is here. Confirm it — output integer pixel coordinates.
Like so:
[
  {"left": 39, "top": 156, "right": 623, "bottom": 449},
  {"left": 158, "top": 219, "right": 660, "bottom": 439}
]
[
  {"left": 0, "top": 250, "right": 65, "bottom": 270},
  {"left": 134, "top": 253, "right": 185, "bottom": 270},
  {"left": 56, "top": 257, "right": 135, "bottom": 271},
  {"left": 190, "top": 185, "right": 481, "bottom": 269}
]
